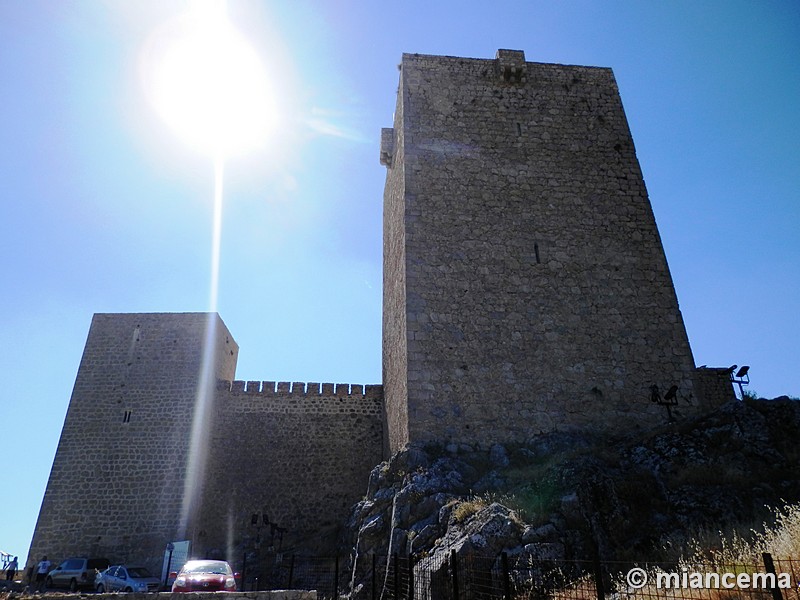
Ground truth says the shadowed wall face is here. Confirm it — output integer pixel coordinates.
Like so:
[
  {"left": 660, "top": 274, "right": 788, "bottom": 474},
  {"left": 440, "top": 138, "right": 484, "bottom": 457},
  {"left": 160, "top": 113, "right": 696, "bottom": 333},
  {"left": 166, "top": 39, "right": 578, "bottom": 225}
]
[
  {"left": 197, "top": 381, "right": 384, "bottom": 557},
  {"left": 382, "top": 50, "right": 698, "bottom": 451}
]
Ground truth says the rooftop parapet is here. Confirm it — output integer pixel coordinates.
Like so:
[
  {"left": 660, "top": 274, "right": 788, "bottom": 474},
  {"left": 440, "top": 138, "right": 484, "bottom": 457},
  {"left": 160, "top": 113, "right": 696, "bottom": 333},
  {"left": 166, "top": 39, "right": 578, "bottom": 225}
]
[{"left": 495, "top": 48, "right": 526, "bottom": 82}]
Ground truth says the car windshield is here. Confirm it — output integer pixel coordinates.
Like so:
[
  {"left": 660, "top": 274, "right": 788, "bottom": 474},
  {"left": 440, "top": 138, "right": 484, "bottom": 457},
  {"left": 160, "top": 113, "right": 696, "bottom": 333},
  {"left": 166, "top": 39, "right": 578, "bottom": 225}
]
[
  {"left": 182, "top": 561, "right": 231, "bottom": 575},
  {"left": 127, "top": 568, "right": 151, "bottom": 578}
]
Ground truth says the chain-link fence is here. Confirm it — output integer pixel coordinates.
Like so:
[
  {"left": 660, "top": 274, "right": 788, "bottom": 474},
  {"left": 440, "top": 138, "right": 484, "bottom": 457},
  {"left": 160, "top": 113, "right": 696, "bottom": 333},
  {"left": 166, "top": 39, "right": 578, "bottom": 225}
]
[{"left": 243, "top": 552, "right": 800, "bottom": 600}]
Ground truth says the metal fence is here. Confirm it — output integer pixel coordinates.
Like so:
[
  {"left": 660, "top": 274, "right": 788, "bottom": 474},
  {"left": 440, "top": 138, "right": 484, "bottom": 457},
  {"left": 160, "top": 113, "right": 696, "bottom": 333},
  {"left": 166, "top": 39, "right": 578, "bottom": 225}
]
[{"left": 245, "top": 552, "right": 800, "bottom": 600}]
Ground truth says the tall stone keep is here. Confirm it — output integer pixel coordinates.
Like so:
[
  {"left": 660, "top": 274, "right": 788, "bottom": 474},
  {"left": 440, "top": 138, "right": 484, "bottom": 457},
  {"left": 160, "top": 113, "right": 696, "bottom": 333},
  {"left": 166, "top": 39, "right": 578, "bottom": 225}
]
[
  {"left": 28, "top": 313, "right": 238, "bottom": 570},
  {"left": 381, "top": 50, "right": 698, "bottom": 452}
]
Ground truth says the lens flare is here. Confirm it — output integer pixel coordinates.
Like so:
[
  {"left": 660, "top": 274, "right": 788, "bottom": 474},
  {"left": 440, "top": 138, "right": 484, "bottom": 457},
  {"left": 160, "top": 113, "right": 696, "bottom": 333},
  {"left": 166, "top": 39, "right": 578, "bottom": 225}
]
[
  {"left": 144, "top": 2, "right": 271, "bottom": 540},
  {"left": 143, "top": 2, "right": 276, "bottom": 158},
  {"left": 178, "top": 158, "right": 224, "bottom": 539}
]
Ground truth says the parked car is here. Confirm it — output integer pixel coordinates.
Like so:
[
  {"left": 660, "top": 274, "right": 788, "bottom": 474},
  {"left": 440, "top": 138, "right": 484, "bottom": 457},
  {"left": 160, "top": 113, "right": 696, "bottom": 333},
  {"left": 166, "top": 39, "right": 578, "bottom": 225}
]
[
  {"left": 46, "top": 557, "right": 110, "bottom": 591},
  {"left": 171, "top": 560, "right": 237, "bottom": 592},
  {"left": 96, "top": 565, "right": 161, "bottom": 593}
]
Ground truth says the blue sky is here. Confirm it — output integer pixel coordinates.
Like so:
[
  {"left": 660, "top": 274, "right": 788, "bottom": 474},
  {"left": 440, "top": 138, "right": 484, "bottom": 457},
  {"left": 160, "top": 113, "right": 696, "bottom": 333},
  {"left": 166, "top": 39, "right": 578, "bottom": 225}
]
[{"left": 1, "top": 1, "right": 798, "bottom": 564}]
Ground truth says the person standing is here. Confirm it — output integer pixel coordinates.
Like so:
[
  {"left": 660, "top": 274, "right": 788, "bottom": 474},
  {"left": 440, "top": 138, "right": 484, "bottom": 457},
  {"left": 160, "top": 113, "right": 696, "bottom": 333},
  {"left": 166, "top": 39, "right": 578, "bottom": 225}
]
[
  {"left": 35, "top": 556, "right": 51, "bottom": 591},
  {"left": 5, "top": 556, "right": 18, "bottom": 581}
]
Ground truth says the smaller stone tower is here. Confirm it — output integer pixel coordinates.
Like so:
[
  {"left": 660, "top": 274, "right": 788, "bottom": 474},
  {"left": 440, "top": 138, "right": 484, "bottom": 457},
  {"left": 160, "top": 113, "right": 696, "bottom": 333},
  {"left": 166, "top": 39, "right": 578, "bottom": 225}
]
[
  {"left": 28, "top": 312, "right": 384, "bottom": 571},
  {"left": 28, "top": 313, "right": 238, "bottom": 573}
]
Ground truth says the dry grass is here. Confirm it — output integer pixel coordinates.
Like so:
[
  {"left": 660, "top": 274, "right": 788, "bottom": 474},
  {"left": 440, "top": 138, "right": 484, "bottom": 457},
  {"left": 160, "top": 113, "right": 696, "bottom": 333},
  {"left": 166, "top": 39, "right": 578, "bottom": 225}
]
[
  {"left": 451, "top": 498, "right": 488, "bottom": 523},
  {"left": 610, "top": 503, "right": 800, "bottom": 600},
  {"left": 512, "top": 504, "right": 800, "bottom": 600},
  {"left": 682, "top": 502, "right": 800, "bottom": 563},
  {"left": 450, "top": 492, "right": 524, "bottom": 525}
]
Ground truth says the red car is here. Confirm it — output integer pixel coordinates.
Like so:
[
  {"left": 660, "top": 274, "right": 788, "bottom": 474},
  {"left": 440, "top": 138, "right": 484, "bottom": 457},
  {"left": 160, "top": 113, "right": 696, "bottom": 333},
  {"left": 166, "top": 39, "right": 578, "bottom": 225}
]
[{"left": 171, "top": 560, "right": 237, "bottom": 592}]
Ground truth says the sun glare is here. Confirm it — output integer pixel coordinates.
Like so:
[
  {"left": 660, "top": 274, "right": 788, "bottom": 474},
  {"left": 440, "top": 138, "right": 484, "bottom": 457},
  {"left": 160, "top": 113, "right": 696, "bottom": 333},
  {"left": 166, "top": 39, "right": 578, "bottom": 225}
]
[
  {"left": 144, "top": 3, "right": 276, "bottom": 158},
  {"left": 141, "top": 2, "right": 277, "bottom": 535}
]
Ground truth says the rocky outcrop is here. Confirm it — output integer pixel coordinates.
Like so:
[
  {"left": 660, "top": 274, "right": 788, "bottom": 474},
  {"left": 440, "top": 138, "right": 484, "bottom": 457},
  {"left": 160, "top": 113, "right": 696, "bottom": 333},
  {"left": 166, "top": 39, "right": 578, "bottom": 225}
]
[{"left": 344, "top": 397, "right": 800, "bottom": 592}]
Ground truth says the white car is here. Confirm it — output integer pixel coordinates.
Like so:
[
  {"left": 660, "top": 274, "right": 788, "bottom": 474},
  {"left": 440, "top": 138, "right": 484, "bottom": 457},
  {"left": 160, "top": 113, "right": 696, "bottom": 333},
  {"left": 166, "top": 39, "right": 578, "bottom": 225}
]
[{"left": 96, "top": 565, "right": 161, "bottom": 593}]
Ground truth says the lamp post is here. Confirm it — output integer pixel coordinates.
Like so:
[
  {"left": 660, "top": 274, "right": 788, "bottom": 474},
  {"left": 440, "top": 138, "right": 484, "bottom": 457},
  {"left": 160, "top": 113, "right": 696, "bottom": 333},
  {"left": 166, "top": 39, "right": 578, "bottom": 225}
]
[
  {"left": 732, "top": 365, "right": 751, "bottom": 399},
  {"left": 650, "top": 383, "right": 681, "bottom": 422},
  {"left": 163, "top": 542, "right": 175, "bottom": 590}
]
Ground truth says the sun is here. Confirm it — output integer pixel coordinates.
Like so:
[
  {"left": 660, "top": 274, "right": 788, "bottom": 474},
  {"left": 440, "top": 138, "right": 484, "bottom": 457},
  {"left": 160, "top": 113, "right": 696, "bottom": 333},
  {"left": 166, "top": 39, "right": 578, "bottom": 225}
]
[{"left": 143, "top": 2, "right": 277, "bottom": 159}]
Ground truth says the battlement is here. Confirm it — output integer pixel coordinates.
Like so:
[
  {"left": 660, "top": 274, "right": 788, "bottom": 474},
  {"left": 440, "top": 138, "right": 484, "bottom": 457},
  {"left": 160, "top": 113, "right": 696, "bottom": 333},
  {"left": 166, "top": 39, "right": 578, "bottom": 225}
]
[{"left": 219, "top": 379, "right": 383, "bottom": 398}]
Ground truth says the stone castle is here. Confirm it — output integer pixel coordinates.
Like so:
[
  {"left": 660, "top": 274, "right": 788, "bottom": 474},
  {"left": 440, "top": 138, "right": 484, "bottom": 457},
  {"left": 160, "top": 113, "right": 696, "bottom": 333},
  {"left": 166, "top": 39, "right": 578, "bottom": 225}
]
[{"left": 28, "top": 50, "right": 734, "bottom": 575}]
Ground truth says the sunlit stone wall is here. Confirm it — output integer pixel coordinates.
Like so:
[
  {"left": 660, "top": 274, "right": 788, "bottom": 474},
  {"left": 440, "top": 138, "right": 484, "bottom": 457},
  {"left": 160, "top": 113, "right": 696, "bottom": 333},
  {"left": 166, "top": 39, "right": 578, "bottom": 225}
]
[
  {"left": 381, "top": 50, "right": 702, "bottom": 452},
  {"left": 381, "top": 67, "right": 410, "bottom": 456},
  {"left": 28, "top": 313, "right": 238, "bottom": 576}
]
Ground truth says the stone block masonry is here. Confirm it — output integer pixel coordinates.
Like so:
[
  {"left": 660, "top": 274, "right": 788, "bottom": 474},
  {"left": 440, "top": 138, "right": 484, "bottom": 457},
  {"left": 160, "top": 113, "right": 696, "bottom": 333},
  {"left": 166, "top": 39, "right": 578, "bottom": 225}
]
[
  {"left": 28, "top": 313, "right": 238, "bottom": 576},
  {"left": 381, "top": 50, "right": 705, "bottom": 452},
  {"left": 197, "top": 380, "right": 383, "bottom": 556},
  {"left": 29, "top": 48, "right": 735, "bottom": 581},
  {"left": 28, "top": 312, "right": 383, "bottom": 575}
]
